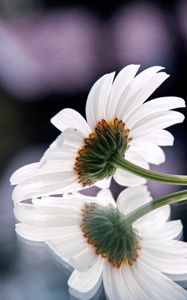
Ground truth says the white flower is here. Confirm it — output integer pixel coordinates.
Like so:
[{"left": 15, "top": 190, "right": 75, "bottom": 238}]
[
  {"left": 14, "top": 186, "right": 187, "bottom": 300},
  {"left": 10, "top": 65, "right": 185, "bottom": 202}
]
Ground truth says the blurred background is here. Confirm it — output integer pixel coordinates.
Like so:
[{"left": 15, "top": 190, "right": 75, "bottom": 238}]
[{"left": 0, "top": 0, "right": 187, "bottom": 299}]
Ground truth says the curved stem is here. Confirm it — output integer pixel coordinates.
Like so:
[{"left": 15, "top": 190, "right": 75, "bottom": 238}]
[
  {"left": 111, "top": 155, "right": 187, "bottom": 185},
  {"left": 125, "top": 189, "right": 187, "bottom": 225}
]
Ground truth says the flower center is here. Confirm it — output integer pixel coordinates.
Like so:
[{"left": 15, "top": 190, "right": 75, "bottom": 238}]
[
  {"left": 74, "top": 118, "right": 130, "bottom": 186},
  {"left": 81, "top": 203, "right": 140, "bottom": 268}
]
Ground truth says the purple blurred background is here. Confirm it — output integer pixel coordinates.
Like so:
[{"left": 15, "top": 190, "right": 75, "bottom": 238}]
[{"left": 0, "top": 0, "right": 187, "bottom": 299}]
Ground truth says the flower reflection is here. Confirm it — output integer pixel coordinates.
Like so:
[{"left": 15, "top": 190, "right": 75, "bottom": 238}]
[
  {"left": 17, "top": 235, "right": 105, "bottom": 300},
  {"left": 14, "top": 187, "right": 187, "bottom": 300}
]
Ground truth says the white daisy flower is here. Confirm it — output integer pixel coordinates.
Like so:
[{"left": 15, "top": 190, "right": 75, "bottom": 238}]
[
  {"left": 10, "top": 65, "right": 185, "bottom": 202},
  {"left": 14, "top": 186, "right": 187, "bottom": 300}
]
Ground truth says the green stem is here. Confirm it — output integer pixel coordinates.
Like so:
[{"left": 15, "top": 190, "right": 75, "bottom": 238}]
[
  {"left": 111, "top": 155, "right": 187, "bottom": 185},
  {"left": 125, "top": 189, "right": 187, "bottom": 225}
]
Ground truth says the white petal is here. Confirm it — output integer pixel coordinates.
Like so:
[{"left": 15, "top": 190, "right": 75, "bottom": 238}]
[
  {"left": 68, "top": 257, "right": 104, "bottom": 300},
  {"left": 115, "top": 66, "right": 163, "bottom": 118},
  {"left": 122, "top": 72, "right": 170, "bottom": 120},
  {"left": 43, "top": 144, "right": 77, "bottom": 161},
  {"left": 70, "top": 246, "right": 98, "bottom": 272},
  {"left": 14, "top": 203, "right": 82, "bottom": 226},
  {"left": 130, "top": 109, "right": 184, "bottom": 132},
  {"left": 118, "top": 67, "right": 168, "bottom": 120},
  {"left": 117, "top": 185, "right": 152, "bottom": 215},
  {"left": 62, "top": 127, "right": 85, "bottom": 148},
  {"left": 95, "top": 177, "right": 111, "bottom": 189},
  {"left": 41, "top": 130, "right": 80, "bottom": 166},
  {"left": 113, "top": 150, "right": 149, "bottom": 187},
  {"left": 132, "top": 111, "right": 184, "bottom": 139},
  {"left": 10, "top": 162, "right": 41, "bottom": 185},
  {"left": 142, "top": 220, "right": 183, "bottom": 240},
  {"left": 142, "top": 239, "right": 187, "bottom": 259},
  {"left": 141, "top": 249, "right": 187, "bottom": 282},
  {"left": 96, "top": 188, "right": 116, "bottom": 206},
  {"left": 51, "top": 108, "right": 91, "bottom": 136},
  {"left": 32, "top": 195, "right": 88, "bottom": 207},
  {"left": 129, "top": 143, "right": 166, "bottom": 165},
  {"left": 41, "top": 131, "right": 81, "bottom": 164},
  {"left": 11, "top": 162, "right": 74, "bottom": 185},
  {"left": 114, "top": 168, "right": 146, "bottom": 187},
  {"left": 106, "top": 64, "right": 140, "bottom": 120},
  {"left": 15, "top": 223, "right": 66, "bottom": 241},
  {"left": 133, "top": 257, "right": 187, "bottom": 299},
  {"left": 102, "top": 263, "right": 119, "bottom": 300},
  {"left": 46, "top": 229, "right": 87, "bottom": 258},
  {"left": 132, "top": 129, "right": 174, "bottom": 146},
  {"left": 126, "top": 96, "right": 185, "bottom": 129},
  {"left": 12, "top": 173, "right": 82, "bottom": 203},
  {"left": 135, "top": 205, "right": 171, "bottom": 232},
  {"left": 127, "top": 66, "right": 164, "bottom": 93},
  {"left": 104, "top": 265, "right": 132, "bottom": 300},
  {"left": 122, "top": 265, "right": 150, "bottom": 300},
  {"left": 86, "top": 72, "right": 115, "bottom": 129}
]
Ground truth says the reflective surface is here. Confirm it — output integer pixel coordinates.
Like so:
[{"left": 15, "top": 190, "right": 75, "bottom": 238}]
[{"left": 0, "top": 0, "right": 187, "bottom": 298}]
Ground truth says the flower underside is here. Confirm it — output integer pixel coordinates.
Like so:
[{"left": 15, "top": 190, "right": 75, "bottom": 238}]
[
  {"left": 74, "top": 118, "right": 130, "bottom": 186},
  {"left": 81, "top": 203, "right": 140, "bottom": 268}
]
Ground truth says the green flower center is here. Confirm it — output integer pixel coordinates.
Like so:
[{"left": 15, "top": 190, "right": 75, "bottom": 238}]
[
  {"left": 81, "top": 203, "right": 140, "bottom": 268},
  {"left": 74, "top": 118, "right": 130, "bottom": 186}
]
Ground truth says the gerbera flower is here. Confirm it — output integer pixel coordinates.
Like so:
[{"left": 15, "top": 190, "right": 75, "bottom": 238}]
[
  {"left": 14, "top": 186, "right": 187, "bottom": 300},
  {"left": 10, "top": 65, "right": 185, "bottom": 202}
]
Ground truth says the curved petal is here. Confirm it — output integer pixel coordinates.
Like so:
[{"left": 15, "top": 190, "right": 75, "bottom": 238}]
[
  {"left": 120, "top": 72, "right": 169, "bottom": 121},
  {"left": 11, "top": 127, "right": 87, "bottom": 203},
  {"left": 68, "top": 257, "right": 104, "bottom": 300},
  {"left": 12, "top": 176, "right": 82, "bottom": 203},
  {"left": 106, "top": 64, "right": 140, "bottom": 120},
  {"left": 117, "top": 185, "right": 171, "bottom": 233},
  {"left": 102, "top": 263, "right": 119, "bottom": 300},
  {"left": 117, "top": 66, "right": 166, "bottom": 119},
  {"left": 70, "top": 246, "right": 98, "bottom": 272},
  {"left": 135, "top": 205, "right": 171, "bottom": 232},
  {"left": 96, "top": 188, "right": 116, "bottom": 206},
  {"left": 62, "top": 127, "right": 85, "bottom": 148},
  {"left": 95, "top": 177, "right": 111, "bottom": 189},
  {"left": 122, "top": 264, "right": 151, "bottom": 300},
  {"left": 46, "top": 230, "right": 87, "bottom": 258},
  {"left": 15, "top": 223, "right": 66, "bottom": 242},
  {"left": 131, "top": 129, "right": 174, "bottom": 146},
  {"left": 113, "top": 150, "right": 149, "bottom": 187},
  {"left": 32, "top": 194, "right": 89, "bottom": 207},
  {"left": 142, "top": 220, "right": 183, "bottom": 240},
  {"left": 142, "top": 239, "right": 187, "bottom": 259},
  {"left": 114, "top": 168, "right": 146, "bottom": 187},
  {"left": 131, "top": 111, "right": 184, "bottom": 139},
  {"left": 41, "top": 128, "right": 84, "bottom": 165},
  {"left": 51, "top": 108, "right": 91, "bottom": 136},
  {"left": 132, "top": 256, "right": 187, "bottom": 299},
  {"left": 41, "top": 127, "right": 85, "bottom": 164},
  {"left": 11, "top": 162, "right": 74, "bottom": 185},
  {"left": 86, "top": 72, "right": 115, "bottom": 129},
  {"left": 117, "top": 185, "right": 152, "bottom": 215},
  {"left": 141, "top": 249, "right": 187, "bottom": 283},
  {"left": 129, "top": 142, "right": 166, "bottom": 165},
  {"left": 14, "top": 203, "right": 82, "bottom": 227},
  {"left": 103, "top": 265, "right": 132, "bottom": 300},
  {"left": 10, "top": 162, "right": 41, "bottom": 185},
  {"left": 126, "top": 96, "right": 185, "bottom": 129}
]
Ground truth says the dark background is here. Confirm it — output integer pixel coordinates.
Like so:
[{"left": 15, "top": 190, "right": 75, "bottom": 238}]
[{"left": 0, "top": 0, "right": 187, "bottom": 299}]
